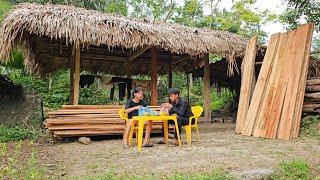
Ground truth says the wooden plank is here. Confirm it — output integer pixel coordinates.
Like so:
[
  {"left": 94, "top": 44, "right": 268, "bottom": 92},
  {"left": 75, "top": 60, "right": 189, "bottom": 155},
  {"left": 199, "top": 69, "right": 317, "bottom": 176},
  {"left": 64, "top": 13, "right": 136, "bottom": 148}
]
[
  {"left": 305, "top": 85, "right": 320, "bottom": 92},
  {"left": 250, "top": 33, "right": 289, "bottom": 138},
  {"left": 48, "top": 109, "right": 120, "bottom": 114},
  {"left": 54, "top": 130, "right": 125, "bottom": 136},
  {"left": 263, "top": 30, "right": 297, "bottom": 139},
  {"left": 203, "top": 53, "right": 211, "bottom": 123},
  {"left": 72, "top": 47, "right": 80, "bottom": 105},
  {"left": 48, "top": 114, "right": 120, "bottom": 118},
  {"left": 150, "top": 47, "right": 158, "bottom": 106},
  {"left": 304, "top": 92, "right": 320, "bottom": 99},
  {"left": 235, "top": 36, "right": 257, "bottom": 133},
  {"left": 306, "top": 78, "right": 320, "bottom": 86},
  {"left": 241, "top": 33, "right": 281, "bottom": 136},
  {"left": 62, "top": 105, "right": 124, "bottom": 109},
  {"left": 47, "top": 124, "right": 126, "bottom": 131},
  {"left": 278, "top": 24, "right": 314, "bottom": 140},
  {"left": 291, "top": 24, "right": 314, "bottom": 139},
  {"left": 45, "top": 119, "right": 123, "bottom": 125}
]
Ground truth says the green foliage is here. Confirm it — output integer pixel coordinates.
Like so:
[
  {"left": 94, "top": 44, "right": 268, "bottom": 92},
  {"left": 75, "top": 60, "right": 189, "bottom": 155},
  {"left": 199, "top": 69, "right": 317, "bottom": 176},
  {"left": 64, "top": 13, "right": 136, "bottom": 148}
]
[
  {"left": 79, "top": 82, "right": 109, "bottom": 105},
  {"left": 280, "top": 0, "right": 320, "bottom": 32},
  {"left": 173, "top": 0, "right": 204, "bottom": 26},
  {"left": 3, "top": 69, "right": 119, "bottom": 109},
  {"left": 271, "top": 159, "right": 312, "bottom": 180},
  {"left": 0, "top": 0, "right": 12, "bottom": 22},
  {"left": 0, "top": 126, "right": 35, "bottom": 143},
  {"left": 300, "top": 115, "right": 320, "bottom": 139},
  {"left": 211, "top": 88, "right": 235, "bottom": 111},
  {"left": 13, "top": 0, "right": 128, "bottom": 15},
  {"left": 129, "top": 0, "right": 174, "bottom": 20}
]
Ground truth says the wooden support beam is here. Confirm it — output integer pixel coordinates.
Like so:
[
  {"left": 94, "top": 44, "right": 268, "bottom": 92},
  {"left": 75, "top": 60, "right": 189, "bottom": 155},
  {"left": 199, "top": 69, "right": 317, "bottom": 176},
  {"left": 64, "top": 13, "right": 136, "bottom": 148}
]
[
  {"left": 168, "top": 61, "right": 172, "bottom": 88},
  {"left": 203, "top": 54, "right": 211, "bottom": 123},
  {"left": 128, "top": 46, "right": 149, "bottom": 62},
  {"left": 172, "top": 55, "right": 190, "bottom": 65},
  {"left": 72, "top": 47, "right": 81, "bottom": 105},
  {"left": 151, "top": 47, "right": 158, "bottom": 106},
  {"left": 126, "top": 59, "right": 132, "bottom": 101},
  {"left": 69, "top": 48, "right": 75, "bottom": 104},
  {"left": 187, "top": 73, "right": 190, "bottom": 103}
]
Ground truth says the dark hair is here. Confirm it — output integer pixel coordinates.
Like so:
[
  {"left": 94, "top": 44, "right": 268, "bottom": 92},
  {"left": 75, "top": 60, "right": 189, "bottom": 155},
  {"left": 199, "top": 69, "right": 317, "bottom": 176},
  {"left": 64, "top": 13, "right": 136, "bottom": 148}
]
[
  {"left": 168, "top": 87, "right": 180, "bottom": 95},
  {"left": 133, "top": 86, "right": 143, "bottom": 95}
]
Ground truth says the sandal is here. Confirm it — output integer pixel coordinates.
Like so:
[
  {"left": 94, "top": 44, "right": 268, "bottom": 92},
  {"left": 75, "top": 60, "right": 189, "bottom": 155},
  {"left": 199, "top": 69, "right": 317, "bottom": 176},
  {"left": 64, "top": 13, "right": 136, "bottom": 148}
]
[{"left": 142, "top": 143, "right": 153, "bottom": 147}]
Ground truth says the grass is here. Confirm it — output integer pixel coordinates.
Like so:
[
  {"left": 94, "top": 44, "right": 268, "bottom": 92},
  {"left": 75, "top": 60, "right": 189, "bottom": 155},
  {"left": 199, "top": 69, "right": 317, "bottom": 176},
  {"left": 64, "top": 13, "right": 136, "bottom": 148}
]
[
  {"left": 300, "top": 115, "right": 320, "bottom": 139},
  {"left": 270, "top": 159, "right": 313, "bottom": 180},
  {"left": 0, "top": 125, "right": 36, "bottom": 143},
  {"left": 81, "top": 168, "right": 234, "bottom": 180},
  {"left": 0, "top": 141, "right": 46, "bottom": 179}
]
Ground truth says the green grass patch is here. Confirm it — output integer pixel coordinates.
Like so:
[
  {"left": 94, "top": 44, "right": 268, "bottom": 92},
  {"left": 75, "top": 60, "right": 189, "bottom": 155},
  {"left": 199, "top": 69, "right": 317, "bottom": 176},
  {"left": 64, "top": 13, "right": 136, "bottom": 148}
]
[
  {"left": 0, "top": 141, "right": 46, "bottom": 179},
  {"left": 82, "top": 168, "right": 234, "bottom": 180},
  {"left": 301, "top": 115, "right": 320, "bottom": 139},
  {"left": 271, "top": 159, "right": 312, "bottom": 180},
  {"left": 0, "top": 125, "right": 36, "bottom": 143}
]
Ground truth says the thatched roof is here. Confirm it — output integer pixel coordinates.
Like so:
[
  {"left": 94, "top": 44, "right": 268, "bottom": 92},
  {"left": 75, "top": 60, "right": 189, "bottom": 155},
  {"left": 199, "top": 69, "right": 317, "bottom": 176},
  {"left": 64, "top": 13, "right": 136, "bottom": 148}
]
[{"left": 0, "top": 3, "right": 247, "bottom": 76}]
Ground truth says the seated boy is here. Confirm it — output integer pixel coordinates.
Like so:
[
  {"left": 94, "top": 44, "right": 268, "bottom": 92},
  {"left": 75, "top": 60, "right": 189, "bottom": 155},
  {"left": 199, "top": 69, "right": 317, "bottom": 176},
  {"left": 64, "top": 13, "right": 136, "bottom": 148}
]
[{"left": 161, "top": 87, "right": 194, "bottom": 145}]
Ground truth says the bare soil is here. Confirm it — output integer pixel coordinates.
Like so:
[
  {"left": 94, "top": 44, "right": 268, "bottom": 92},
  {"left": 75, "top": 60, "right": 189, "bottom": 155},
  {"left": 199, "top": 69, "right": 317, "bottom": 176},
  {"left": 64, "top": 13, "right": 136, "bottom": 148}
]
[{"left": 38, "top": 123, "right": 320, "bottom": 178}]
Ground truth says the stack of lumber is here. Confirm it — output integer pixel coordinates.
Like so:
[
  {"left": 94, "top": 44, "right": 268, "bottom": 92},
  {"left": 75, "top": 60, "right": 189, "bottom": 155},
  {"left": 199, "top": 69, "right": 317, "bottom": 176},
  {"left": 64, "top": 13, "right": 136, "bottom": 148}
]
[
  {"left": 236, "top": 24, "right": 314, "bottom": 140},
  {"left": 303, "top": 78, "right": 320, "bottom": 114},
  {"left": 44, "top": 105, "right": 166, "bottom": 137}
]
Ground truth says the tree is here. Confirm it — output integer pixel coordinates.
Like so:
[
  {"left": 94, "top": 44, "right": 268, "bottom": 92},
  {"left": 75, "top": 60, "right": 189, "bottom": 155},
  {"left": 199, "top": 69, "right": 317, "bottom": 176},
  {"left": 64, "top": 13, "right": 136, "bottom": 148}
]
[
  {"left": 128, "top": 0, "right": 175, "bottom": 20},
  {"left": 0, "top": 0, "right": 12, "bottom": 22},
  {"left": 172, "top": 0, "right": 204, "bottom": 26},
  {"left": 280, "top": 0, "right": 320, "bottom": 32},
  {"left": 11, "top": 0, "right": 128, "bottom": 15}
]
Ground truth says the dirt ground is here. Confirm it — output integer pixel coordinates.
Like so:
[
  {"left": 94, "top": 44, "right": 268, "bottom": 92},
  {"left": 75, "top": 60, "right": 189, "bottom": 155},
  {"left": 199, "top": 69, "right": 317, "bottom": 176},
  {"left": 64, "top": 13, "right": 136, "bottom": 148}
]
[{"left": 39, "top": 123, "right": 320, "bottom": 178}]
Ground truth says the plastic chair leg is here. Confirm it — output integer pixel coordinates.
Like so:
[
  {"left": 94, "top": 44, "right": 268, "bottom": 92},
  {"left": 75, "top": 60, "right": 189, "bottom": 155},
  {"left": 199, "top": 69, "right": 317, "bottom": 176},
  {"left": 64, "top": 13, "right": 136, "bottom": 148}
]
[
  {"left": 196, "top": 126, "right": 200, "bottom": 140},
  {"left": 185, "top": 126, "right": 192, "bottom": 145}
]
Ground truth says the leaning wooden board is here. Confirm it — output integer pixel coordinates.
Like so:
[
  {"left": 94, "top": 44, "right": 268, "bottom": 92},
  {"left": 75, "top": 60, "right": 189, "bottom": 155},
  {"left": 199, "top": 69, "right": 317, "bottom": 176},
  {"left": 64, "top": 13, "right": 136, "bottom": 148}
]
[
  {"left": 241, "top": 33, "right": 280, "bottom": 136},
  {"left": 237, "top": 23, "right": 314, "bottom": 139},
  {"left": 235, "top": 36, "right": 257, "bottom": 134}
]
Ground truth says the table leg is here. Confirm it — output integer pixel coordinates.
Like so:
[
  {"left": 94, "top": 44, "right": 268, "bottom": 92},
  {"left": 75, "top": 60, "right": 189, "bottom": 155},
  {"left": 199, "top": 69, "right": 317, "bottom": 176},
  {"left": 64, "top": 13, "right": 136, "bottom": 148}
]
[
  {"left": 174, "top": 119, "right": 181, "bottom": 146},
  {"left": 163, "top": 121, "right": 169, "bottom": 144},
  {"left": 137, "top": 119, "right": 144, "bottom": 152}
]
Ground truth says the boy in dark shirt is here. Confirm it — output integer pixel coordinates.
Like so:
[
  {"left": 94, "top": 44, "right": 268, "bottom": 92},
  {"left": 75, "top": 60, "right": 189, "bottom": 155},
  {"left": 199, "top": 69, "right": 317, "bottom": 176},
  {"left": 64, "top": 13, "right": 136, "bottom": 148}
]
[
  {"left": 123, "top": 87, "right": 153, "bottom": 148},
  {"left": 162, "top": 87, "right": 193, "bottom": 145}
]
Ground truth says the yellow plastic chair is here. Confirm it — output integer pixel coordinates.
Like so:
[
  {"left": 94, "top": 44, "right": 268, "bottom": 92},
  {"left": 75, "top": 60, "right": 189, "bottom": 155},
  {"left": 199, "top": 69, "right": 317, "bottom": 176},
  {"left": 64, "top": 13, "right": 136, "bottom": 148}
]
[
  {"left": 119, "top": 109, "right": 135, "bottom": 146},
  {"left": 118, "top": 108, "right": 142, "bottom": 147},
  {"left": 183, "top": 106, "right": 203, "bottom": 145}
]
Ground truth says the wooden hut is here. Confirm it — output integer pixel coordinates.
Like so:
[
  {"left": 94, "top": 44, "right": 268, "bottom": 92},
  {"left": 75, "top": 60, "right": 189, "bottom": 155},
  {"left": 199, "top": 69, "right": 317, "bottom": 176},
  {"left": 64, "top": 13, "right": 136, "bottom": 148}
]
[{"left": 0, "top": 3, "right": 247, "bottom": 124}]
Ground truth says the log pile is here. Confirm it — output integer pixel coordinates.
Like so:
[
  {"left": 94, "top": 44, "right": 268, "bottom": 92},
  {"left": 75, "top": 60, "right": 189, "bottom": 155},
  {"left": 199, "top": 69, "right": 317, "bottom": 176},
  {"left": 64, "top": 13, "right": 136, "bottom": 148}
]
[
  {"left": 303, "top": 78, "right": 320, "bottom": 115},
  {"left": 44, "top": 105, "right": 166, "bottom": 138},
  {"left": 236, "top": 24, "right": 314, "bottom": 140}
]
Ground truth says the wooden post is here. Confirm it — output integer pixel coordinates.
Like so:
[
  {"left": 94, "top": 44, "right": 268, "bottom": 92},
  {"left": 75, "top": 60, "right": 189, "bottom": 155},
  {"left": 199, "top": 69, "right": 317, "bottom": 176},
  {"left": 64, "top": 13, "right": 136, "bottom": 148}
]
[
  {"left": 187, "top": 73, "right": 190, "bottom": 103},
  {"left": 126, "top": 61, "right": 132, "bottom": 100},
  {"left": 203, "top": 54, "right": 211, "bottom": 123},
  {"left": 151, "top": 47, "right": 158, "bottom": 106},
  {"left": 168, "top": 62, "right": 172, "bottom": 88},
  {"left": 72, "top": 47, "right": 81, "bottom": 105},
  {"left": 69, "top": 48, "right": 75, "bottom": 104}
]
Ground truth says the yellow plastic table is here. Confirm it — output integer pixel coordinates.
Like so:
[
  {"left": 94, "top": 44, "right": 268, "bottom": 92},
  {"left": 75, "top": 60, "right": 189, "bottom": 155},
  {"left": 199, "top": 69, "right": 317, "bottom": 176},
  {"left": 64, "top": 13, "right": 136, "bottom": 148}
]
[{"left": 132, "top": 115, "right": 181, "bottom": 152}]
